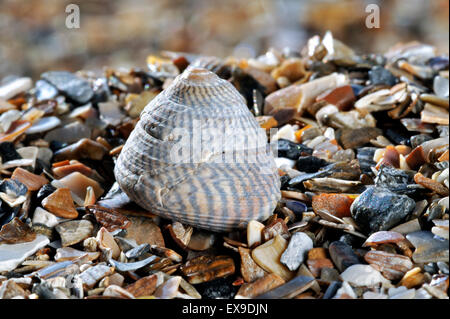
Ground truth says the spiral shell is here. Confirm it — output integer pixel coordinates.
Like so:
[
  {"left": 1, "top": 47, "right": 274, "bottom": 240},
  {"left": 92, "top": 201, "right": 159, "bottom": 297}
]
[{"left": 115, "top": 67, "right": 280, "bottom": 232}]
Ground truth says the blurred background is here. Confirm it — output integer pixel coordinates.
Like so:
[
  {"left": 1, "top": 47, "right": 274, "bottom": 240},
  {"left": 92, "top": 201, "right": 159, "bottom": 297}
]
[{"left": 0, "top": 0, "right": 448, "bottom": 79}]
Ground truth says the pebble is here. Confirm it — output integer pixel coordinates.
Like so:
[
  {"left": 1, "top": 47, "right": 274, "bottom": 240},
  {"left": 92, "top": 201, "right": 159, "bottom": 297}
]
[
  {"left": 280, "top": 232, "right": 313, "bottom": 271},
  {"left": 44, "top": 121, "right": 91, "bottom": 144},
  {"left": 339, "top": 264, "right": 389, "bottom": 287},
  {"left": 124, "top": 274, "right": 158, "bottom": 297},
  {"left": 251, "top": 234, "right": 294, "bottom": 281},
  {"left": 78, "top": 264, "right": 114, "bottom": 289},
  {"left": 390, "top": 219, "right": 422, "bottom": 235},
  {"left": 124, "top": 216, "right": 165, "bottom": 247},
  {"left": 55, "top": 220, "right": 94, "bottom": 247},
  {"left": 369, "top": 66, "right": 397, "bottom": 86},
  {"left": 180, "top": 255, "right": 235, "bottom": 284},
  {"left": 238, "top": 247, "right": 266, "bottom": 283},
  {"left": 306, "top": 258, "right": 335, "bottom": 278},
  {"left": 34, "top": 80, "right": 58, "bottom": 102},
  {"left": 364, "top": 250, "right": 414, "bottom": 280},
  {"left": 350, "top": 187, "right": 416, "bottom": 234},
  {"left": 42, "top": 188, "right": 78, "bottom": 219},
  {"left": 41, "top": 71, "right": 94, "bottom": 104},
  {"left": 257, "top": 275, "right": 314, "bottom": 299},
  {"left": 328, "top": 241, "right": 360, "bottom": 272},
  {"left": 32, "top": 207, "right": 65, "bottom": 229},
  {"left": 312, "top": 193, "right": 354, "bottom": 218},
  {"left": 235, "top": 273, "right": 285, "bottom": 298},
  {"left": 406, "top": 231, "right": 449, "bottom": 263}
]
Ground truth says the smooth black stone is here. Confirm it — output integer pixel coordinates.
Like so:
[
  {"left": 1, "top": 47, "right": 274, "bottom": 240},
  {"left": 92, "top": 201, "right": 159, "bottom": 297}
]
[
  {"left": 295, "top": 156, "right": 330, "bottom": 173},
  {"left": 196, "top": 277, "right": 238, "bottom": 299},
  {"left": 277, "top": 139, "right": 313, "bottom": 160},
  {"left": 329, "top": 241, "right": 360, "bottom": 272},
  {"left": 385, "top": 128, "right": 411, "bottom": 146},
  {"left": 285, "top": 200, "right": 307, "bottom": 215},
  {"left": 0, "top": 142, "right": 21, "bottom": 162},
  {"left": 41, "top": 71, "right": 94, "bottom": 104},
  {"left": 49, "top": 140, "right": 68, "bottom": 152},
  {"left": 323, "top": 281, "right": 342, "bottom": 299},
  {"left": 35, "top": 79, "right": 58, "bottom": 102},
  {"left": 339, "top": 234, "right": 364, "bottom": 248},
  {"left": 350, "top": 187, "right": 416, "bottom": 234},
  {"left": 369, "top": 66, "right": 397, "bottom": 86}
]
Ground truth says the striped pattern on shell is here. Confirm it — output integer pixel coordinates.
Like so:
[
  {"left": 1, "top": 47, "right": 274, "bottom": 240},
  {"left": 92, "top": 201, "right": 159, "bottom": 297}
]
[{"left": 114, "top": 67, "right": 280, "bottom": 232}]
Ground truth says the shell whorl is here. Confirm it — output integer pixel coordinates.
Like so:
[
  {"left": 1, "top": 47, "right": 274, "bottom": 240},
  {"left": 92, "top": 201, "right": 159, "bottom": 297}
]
[{"left": 115, "top": 67, "right": 281, "bottom": 232}]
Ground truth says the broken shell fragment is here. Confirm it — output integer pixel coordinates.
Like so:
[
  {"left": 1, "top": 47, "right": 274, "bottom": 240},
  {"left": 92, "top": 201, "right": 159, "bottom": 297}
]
[
  {"left": 180, "top": 255, "right": 235, "bottom": 284},
  {"left": 41, "top": 188, "right": 78, "bottom": 219},
  {"left": 251, "top": 234, "right": 294, "bottom": 281},
  {"left": 55, "top": 220, "right": 94, "bottom": 247}
]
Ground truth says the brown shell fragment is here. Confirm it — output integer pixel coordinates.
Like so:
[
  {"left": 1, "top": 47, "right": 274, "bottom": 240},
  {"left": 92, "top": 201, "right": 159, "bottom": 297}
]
[
  {"left": 238, "top": 247, "right": 266, "bottom": 283},
  {"left": 405, "top": 146, "right": 427, "bottom": 170},
  {"left": 180, "top": 255, "right": 235, "bottom": 284},
  {"left": 11, "top": 168, "right": 48, "bottom": 191},
  {"left": 0, "top": 120, "right": 31, "bottom": 143},
  {"left": 364, "top": 250, "right": 414, "bottom": 280},
  {"left": 0, "top": 217, "right": 36, "bottom": 244},
  {"left": 86, "top": 205, "right": 130, "bottom": 232},
  {"left": 261, "top": 218, "right": 290, "bottom": 242},
  {"left": 414, "top": 173, "right": 449, "bottom": 196},
  {"left": 377, "top": 145, "right": 400, "bottom": 168},
  {"left": 339, "top": 127, "right": 382, "bottom": 149},
  {"left": 41, "top": 188, "right": 78, "bottom": 219},
  {"left": 316, "top": 85, "right": 355, "bottom": 111},
  {"left": 235, "top": 273, "right": 285, "bottom": 299}
]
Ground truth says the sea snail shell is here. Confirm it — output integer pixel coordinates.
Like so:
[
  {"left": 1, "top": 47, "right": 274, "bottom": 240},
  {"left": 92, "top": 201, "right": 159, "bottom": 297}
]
[{"left": 115, "top": 67, "right": 281, "bottom": 232}]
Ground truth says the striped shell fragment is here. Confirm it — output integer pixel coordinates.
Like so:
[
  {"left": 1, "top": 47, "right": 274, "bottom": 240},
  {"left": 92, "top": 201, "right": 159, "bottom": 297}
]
[{"left": 114, "top": 67, "right": 281, "bottom": 232}]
